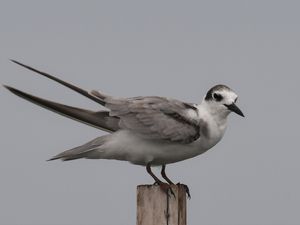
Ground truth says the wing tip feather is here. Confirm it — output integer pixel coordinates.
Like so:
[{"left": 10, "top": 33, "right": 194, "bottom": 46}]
[
  {"left": 3, "top": 84, "right": 21, "bottom": 95},
  {"left": 10, "top": 59, "right": 26, "bottom": 68}
]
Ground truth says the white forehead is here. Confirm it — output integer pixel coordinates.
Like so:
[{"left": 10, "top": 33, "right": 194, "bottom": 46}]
[{"left": 216, "top": 89, "right": 238, "bottom": 101}]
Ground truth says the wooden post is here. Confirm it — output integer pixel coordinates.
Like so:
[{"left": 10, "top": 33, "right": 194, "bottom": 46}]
[{"left": 137, "top": 184, "right": 187, "bottom": 225}]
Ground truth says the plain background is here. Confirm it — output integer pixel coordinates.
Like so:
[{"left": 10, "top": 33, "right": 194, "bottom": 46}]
[{"left": 1, "top": 1, "right": 300, "bottom": 225}]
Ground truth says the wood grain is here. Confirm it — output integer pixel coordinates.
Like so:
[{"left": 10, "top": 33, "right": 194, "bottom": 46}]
[{"left": 137, "top": 184, "right": 187, "bottom": 225}]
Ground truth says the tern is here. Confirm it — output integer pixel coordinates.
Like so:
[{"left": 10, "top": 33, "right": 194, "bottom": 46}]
[{"left": 4, "top": 60, "right": 244, "bottom": 197}]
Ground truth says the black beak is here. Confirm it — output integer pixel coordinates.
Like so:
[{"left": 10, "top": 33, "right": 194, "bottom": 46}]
[{"left": 224, "top": 103, "right": 245, "bottom": 117}]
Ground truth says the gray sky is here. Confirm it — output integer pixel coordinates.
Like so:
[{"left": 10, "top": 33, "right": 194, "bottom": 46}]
[{"left": 1, "top": 1, "right": 300, "bottom": 225}]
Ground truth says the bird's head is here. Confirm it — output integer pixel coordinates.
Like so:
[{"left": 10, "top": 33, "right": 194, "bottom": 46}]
[{"left": 204, "top": 84, "right": 244, "bottom": 118}]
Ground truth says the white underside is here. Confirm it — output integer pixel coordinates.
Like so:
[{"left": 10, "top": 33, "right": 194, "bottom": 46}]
[{"left": 87, "top": 127, "right": 225, "bottom": 166}]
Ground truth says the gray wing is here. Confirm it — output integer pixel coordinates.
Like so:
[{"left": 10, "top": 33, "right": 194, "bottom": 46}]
[
  {"left": 6, "top": 60, "right": 119, "bottom": 132},
  {"left": 10, "top": 60, "right": 105, "bottom": 106},
  {"left": 4, "top": 85, "right": 120, "bottom": 132},
  {"left": 7, "top": 60, "right": 200, "bottom": 143},
  {"left": 92, "top": 91, "right": 201, "bottom": 143}
]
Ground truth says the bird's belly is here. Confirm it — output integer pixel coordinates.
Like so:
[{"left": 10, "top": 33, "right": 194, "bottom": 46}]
[{"left": 103, "top": 130, "right": 222, "bottom": 166}]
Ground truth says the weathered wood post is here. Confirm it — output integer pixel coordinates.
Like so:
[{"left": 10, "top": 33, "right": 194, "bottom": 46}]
[{"left": 137, "top": 184, "right": 187, "bottom": 225}]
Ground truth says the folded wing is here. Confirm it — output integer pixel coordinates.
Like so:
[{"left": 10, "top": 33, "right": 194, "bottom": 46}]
[
  {"left": 7, "top": 60, "right": 201, "bottom": 143},
  {"left": 92, "top": 91, "right": 201, "bottom": 143}
]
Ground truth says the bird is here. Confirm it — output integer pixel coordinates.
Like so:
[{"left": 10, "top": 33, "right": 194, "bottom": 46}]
[{"left": 4, "top": 60, "right": 244, "bottom": 197}]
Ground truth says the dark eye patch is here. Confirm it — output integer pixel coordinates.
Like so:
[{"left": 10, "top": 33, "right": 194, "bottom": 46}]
[{"left": 213, "top": 93, "right": 223, "bottom": 101}]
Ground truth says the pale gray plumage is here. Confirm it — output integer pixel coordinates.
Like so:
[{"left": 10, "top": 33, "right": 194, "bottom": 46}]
[{"left": 93, "top": 92, "right": 200, "bottom": 143}]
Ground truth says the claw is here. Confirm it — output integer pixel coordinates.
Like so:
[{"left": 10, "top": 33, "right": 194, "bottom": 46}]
[
  {"left": 159, "top": 182, "right": 176, "bottom": 198},
  {"left": 177, "top": 183, "right": 191, "bottom": 199},
  {"left": 168, "top": 187, "right": 176, "bottom": 199}
]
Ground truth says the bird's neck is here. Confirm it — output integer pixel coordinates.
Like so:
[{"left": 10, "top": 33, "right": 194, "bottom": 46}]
[{"left": 199, "top": 100, "right": 229, "bottom": 130}]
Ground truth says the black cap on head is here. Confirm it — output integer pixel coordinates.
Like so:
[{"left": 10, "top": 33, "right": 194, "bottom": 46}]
[{"left": 205, "top": 84, "right": 231, "bottom": 101}]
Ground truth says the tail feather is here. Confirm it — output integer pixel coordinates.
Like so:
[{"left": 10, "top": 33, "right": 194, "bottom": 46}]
[{"left": 48, "top": 135, "right": 109, "bottom": 161}]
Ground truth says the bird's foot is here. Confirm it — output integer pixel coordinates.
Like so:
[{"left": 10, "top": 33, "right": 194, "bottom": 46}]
[
  {"left": 176, "top": 183, "right": 191, "bottom": 199},
  {"left": 154, "top": 182, "right": 176, "bottom": 198}
]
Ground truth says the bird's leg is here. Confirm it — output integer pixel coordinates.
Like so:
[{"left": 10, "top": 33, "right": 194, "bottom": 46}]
[
  {"left": 146, "top": 163, "right": 175, "bottom": 198},
  {"left": 161, "top": 165, "right": 191, "bottom": 198},
  {"left": 146, "top": 163, "right": 163, "bottom": 184},
  {"left": 161, "top": 165, "right": 174, "bottom": 184}
]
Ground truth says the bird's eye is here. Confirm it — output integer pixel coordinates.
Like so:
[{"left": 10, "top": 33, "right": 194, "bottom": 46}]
[{"left": 213, "top": 93, "right": 223, "bottom": 101}]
